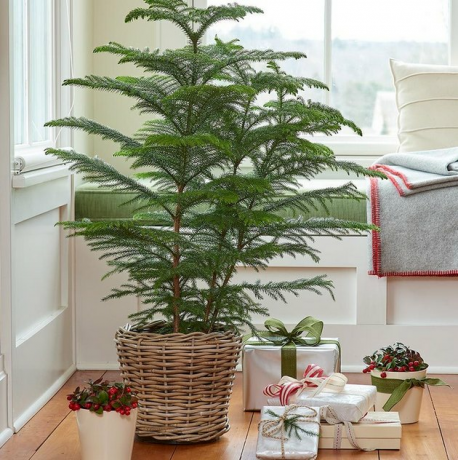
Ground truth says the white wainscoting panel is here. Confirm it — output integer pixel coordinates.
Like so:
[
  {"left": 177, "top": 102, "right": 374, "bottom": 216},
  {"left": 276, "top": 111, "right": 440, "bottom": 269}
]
[
  {"left": 11, "top": 175, "right": 74, "bottom": 431},
  {"left": 75, "top": 238, "right": 137, "bottom": 370},
  {"left": 12, "top": 307, "right": 75, "bottom": 429},
  {"left": 14, "top": 209, "right": 62, "bottom": 342},
  {"left": 387, "top": 276, "right": 458, "bottom": 325},
  {"left": 234, "top": 267, "right": 358, "bottom": 325}
]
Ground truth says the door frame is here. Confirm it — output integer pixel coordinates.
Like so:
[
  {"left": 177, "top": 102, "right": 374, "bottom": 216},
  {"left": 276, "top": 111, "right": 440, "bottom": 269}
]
[{"left": 0, "top": 0, "right": 14, "bottom": 440}]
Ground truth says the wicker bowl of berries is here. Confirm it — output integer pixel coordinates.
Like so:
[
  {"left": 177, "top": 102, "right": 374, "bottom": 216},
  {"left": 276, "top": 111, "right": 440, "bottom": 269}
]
[
  {"left": 68, "top": 378, "right": 138, "bottom": 460},
  {"left": 363, "top": 343, "right": 429, "bottom": 424}
]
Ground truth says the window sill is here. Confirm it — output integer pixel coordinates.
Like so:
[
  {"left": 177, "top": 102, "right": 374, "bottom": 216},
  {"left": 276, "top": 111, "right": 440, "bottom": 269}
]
[{"left": 12, "top": 164, "right": 72, "bottom": 189}]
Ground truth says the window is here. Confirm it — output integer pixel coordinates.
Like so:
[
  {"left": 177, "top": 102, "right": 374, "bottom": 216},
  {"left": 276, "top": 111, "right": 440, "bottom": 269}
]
[
  {"left": 203, "top": 0, "right": 451, "bottom": 157},
  {"left": 13, "top": 0, "right": 72, "bottom": 162}
]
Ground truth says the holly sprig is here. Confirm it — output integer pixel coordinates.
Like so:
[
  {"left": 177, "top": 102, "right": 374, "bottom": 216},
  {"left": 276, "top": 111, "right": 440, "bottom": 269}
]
[
  {"left": 363, "top": 342, "right": 428, "bottom": 376},
  {"left": 67, "top": 378, "right": 138, "bottom": 415},
  {"left": 265, "top": 409, "right": 318, "bottom": 439}
]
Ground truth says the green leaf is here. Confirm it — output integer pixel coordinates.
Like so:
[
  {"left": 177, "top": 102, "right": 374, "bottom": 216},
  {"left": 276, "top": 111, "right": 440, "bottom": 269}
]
[{"left": 98, "top": 391, "right": 109, "bottom": 405}]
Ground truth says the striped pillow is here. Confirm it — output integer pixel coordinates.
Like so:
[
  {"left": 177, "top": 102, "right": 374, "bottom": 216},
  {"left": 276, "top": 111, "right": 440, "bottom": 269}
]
[{"left": 390, "top": 59, "right": 458, "bottom": 152}]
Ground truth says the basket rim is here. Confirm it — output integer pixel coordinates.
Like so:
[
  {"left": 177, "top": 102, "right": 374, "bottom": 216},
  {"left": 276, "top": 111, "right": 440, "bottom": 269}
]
[{"left": 117, "top": 326, "right": 242, "bottom": 340}]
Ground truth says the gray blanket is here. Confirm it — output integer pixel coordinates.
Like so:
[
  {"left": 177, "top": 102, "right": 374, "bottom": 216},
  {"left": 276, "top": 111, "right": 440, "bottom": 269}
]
[{"left": 368, "top": 147, "right": 458, "bottom": 276}]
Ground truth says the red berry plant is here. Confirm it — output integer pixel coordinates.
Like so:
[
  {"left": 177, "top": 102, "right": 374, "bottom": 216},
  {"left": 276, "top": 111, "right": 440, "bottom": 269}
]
[
  {"left": 363, "top": 342, "right": 428, "bottom": 377},
  {"left": 67, "top": 377, "right": 138, "bottom": 415}
]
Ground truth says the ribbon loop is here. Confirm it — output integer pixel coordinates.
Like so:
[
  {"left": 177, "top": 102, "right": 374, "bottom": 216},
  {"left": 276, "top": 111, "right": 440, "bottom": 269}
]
[
  {"left": 371, "top": 375, "right": 449, "bottom": 411},
  {"left": 263, "top": 364, "right": 347, "bottom": 405},
  {"left": 263, "top": 317, "right": 324, "bottom": 378},
  {"left": 264, "top": 316, "right": 324, "bottom": 346}
]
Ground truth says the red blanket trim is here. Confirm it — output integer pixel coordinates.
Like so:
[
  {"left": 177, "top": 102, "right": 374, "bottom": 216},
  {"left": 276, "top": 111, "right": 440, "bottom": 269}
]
[
  {"left": 373, "top": 164, "right": 413, "bottom": 188},
  {"left": 370, "top": 270, "right": 458, "bottom": 277},
  {"left": 371, "top": 164, "right": 408, "bottom": 196}
]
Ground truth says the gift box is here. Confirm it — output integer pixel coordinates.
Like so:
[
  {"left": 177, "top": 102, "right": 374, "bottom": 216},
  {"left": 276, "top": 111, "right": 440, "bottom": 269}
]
[
  {"left": 319, "top": 411, "right": 402, "bottom": 450},
  {"left": 243, "top": 339, "right": 340, "bottom": 411},
  {"left": 256, "top": 405, "right": 320, "bottom": 459},
  {"left": 243, "top": 317, "right": 340, "bottom": 411},
  {"left": 267, "top": 383, "right": 376, "bottom": 423}
]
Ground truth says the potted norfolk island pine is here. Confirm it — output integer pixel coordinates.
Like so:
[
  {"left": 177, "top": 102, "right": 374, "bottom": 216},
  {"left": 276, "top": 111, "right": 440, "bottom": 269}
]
[{"left": 46, "top": 0, "right": 382, "bottom": 443}]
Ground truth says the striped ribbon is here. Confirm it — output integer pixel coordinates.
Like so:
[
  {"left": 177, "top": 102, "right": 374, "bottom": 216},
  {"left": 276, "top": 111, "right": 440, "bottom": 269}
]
[{"left": 263, "top": 364, "right": 347, "bottom": 405}]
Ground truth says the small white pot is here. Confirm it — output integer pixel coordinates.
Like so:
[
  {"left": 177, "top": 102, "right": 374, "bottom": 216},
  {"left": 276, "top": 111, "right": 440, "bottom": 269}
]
[
  {"left": 76, "top": 409, "right": 137, "bottom": 460},
  {"left": 371, "top": 368, "right": 427, "bottom": 424}
]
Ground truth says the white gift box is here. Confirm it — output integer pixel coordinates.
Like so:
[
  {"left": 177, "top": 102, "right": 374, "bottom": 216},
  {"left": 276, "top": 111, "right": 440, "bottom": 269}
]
[
  {"left": 243, "top": 338, "right": 340, "bottom": 411},
  {"left": 256, "top": 405, "right": 320, "bottom": 460},
  {"left": 267, "top": 383, "right": 376, "bottom": 423},
  {"left": 319, "top": 411, "right": 402, "bottom": 450}
]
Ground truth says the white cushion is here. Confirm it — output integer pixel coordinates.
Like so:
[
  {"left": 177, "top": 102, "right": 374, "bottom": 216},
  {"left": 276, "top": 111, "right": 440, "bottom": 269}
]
[{"left": 390, "top": 59, "right": 458, "bottom": 152}]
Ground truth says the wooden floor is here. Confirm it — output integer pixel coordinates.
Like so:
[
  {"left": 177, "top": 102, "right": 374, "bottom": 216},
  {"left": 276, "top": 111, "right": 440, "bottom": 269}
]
[{"left": 0, "top": 371, "right": 456, "bottom": 460}]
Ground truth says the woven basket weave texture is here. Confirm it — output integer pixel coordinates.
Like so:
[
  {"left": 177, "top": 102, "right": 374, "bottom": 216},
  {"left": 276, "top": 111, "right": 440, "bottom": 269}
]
[{"left": 115, "top": 328, "right": 242, "bottom": 443}]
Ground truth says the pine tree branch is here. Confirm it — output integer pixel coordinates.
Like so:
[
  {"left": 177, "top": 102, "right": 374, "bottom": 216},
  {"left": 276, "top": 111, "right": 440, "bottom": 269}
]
[{"left": 45, "top": 117, "right": 140, "bottom": 149}]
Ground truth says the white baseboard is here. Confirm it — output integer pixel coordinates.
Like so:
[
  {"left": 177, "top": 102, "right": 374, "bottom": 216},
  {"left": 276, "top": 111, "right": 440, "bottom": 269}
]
[
  {"left": 13, "top": 364, "right": 76, "bottom": 432},
  {"left": 76, "top": 362, "right": 120, "bottom": 371},
  {"left": 0, "top": 428, "right": 13, "bottom": 447}
]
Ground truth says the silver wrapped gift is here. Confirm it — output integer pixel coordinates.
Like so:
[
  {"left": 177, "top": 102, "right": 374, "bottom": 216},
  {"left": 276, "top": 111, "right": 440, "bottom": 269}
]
[
  {"left": 267, "top": 382, "right": 377, "bottom": 423},
  {"left": 256, "top": 405, "right": 320, "bottom": 460},
  {"left": 243, "top": 337, "right": 340, "bottom": 411}
]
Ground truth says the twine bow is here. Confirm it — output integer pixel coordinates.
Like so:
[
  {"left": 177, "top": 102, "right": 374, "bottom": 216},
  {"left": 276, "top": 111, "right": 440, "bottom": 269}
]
[
  {"left": 371, "top": 375, "right": 449, "bottom": 411},
  {"left": 320, "top": 406, "right": 374, "bottom": 451},
  {"left": 264, "top": 364, "right": 348, "bottom": 405},
  {"left": 259, "top": 405, "right": 319, "bottom": 459}
]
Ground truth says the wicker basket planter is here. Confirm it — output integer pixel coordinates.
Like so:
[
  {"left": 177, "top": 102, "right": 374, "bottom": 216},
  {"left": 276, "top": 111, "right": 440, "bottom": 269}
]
[{"left": 115, "top": 327, "right": 242, "bottom": 443}]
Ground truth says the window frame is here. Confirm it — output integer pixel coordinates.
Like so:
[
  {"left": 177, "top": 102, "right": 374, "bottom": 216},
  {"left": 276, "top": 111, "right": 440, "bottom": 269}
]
[
  {"left": 13, "top": 0, "right": 73, "bottom": 160},
  {"left": 191, "top": 0, "right": 458, "bottom": 160}
]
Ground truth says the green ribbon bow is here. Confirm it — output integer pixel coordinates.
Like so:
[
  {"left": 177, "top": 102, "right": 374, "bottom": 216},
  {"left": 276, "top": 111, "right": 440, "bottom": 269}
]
[
  {"left": 371, "top": 375, "right": 449, "bottom": 411},
  {"left": 244, "top": 317, "right": 340, "bottom": 378}
]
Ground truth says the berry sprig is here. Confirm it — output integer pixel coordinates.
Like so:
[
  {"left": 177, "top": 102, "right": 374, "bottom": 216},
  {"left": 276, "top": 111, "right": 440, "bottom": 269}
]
[
  {"left": 362, "top": 342, "right": 428, "bottom": 378},
  {"left": 67, "top": 378, "right": 138, "bottom": 415}
]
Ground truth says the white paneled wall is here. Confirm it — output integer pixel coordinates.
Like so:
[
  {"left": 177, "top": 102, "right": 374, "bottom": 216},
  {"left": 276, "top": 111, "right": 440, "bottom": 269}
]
[
  {"left": 75, "top": 238, "right": 137, "bottom": 369},
  {"left": 75, "top": 234, "right": 458, "bottom": 373},
  {"left": 11, "top": 175, "right": 75, "bottom": 431}
]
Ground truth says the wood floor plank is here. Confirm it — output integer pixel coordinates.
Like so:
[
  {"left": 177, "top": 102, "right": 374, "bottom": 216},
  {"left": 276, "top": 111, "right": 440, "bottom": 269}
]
[
  {"left": 240, "top": 411, "right": 260, "bottom": 460},
  {"left": 27, "top": 414, "right": 80, "bottom": 460},
  {"left": 379, "top": 375, "right": 448, "bottom": 460},
  {"left": 171, "top": 373, "right": 254, "bottom": 460},
  {"left": 0, "top": 370, "right": 104, "bottom": 460},
  {"left": 428, "top": 374, "right": 458, "bottom": 460}
]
